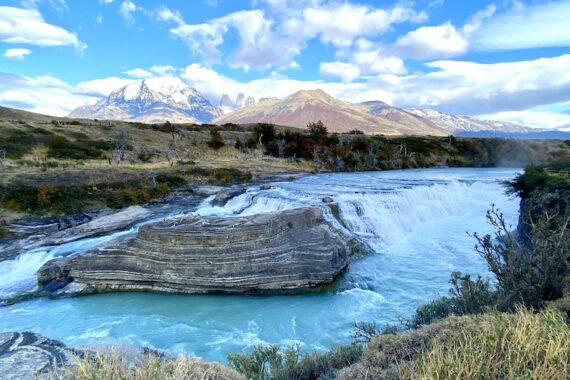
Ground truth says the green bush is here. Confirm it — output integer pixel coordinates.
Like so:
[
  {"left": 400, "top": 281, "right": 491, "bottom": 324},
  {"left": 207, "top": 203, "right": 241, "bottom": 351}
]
[
  {"left": 208, "top": 129, "right": 225, "bottom": 150},
  {"left": 228, "top": 343, "right": 363, "bottom": 380},
  {"left": 408, "top": 272, "right": 497, "bottom": 328},
  {"left": 47, "top": 135, "right": 111, "bottom": 160}
]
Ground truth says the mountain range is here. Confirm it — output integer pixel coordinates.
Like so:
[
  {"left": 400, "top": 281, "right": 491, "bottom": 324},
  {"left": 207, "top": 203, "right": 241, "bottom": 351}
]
[
  {"left": 69, "top": 76, "right": 540, "bottom": 136},
  {"left": 214, "top": 89, "right": 446, "bottom": 135}
]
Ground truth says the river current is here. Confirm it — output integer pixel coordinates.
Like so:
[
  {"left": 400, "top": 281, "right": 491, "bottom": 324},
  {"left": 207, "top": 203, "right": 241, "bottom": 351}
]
[{"left": 0, "top": 168, "right": 520, "bottom": 362}]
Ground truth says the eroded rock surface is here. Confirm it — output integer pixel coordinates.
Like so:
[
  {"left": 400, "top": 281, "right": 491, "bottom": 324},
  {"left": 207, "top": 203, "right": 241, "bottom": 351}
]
[
  {"left": 0, "top": 332, "right": 75, "bottom": 380},
  {"left": 38, "top": 207, "right": 351, "bottom": 296}
]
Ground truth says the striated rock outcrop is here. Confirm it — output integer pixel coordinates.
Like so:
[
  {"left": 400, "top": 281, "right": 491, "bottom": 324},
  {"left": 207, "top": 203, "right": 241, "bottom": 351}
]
[
  {"left": 0, "top": 332, "right": 76, "bottom": 379},
  {"left": 38, "top": 207, "right": 351, "bottom": 297}
]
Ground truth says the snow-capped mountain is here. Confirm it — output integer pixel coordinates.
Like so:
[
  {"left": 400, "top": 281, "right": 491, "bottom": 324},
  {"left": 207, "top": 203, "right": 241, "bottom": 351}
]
[
  {"left": 69, "top": 77, "right": 222, "bottom": 124},
  {"left": 218, "top": 93, "right": 256, "bottom": 114},
  {"left": 406, "top": 108, "right": 534, "bottom": 133}
]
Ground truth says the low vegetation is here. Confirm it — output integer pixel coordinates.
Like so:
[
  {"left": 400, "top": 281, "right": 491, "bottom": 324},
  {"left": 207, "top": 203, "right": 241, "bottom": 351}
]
[
  {"left": 345, "top": 307, "right": 570, "bottom": 380},
  {"left": 48, "top": 352, "right": 244, "bottom": 380}
]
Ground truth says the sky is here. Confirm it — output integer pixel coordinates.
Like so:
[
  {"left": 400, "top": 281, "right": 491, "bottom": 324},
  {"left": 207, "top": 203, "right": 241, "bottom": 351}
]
[{"left": 0, "top": 0, "right": 569, "bottom": 129}]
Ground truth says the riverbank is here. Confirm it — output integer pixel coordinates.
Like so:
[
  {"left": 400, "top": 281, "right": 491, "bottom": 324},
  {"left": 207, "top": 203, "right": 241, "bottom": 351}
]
[{"left": 0, "top": 168, "right": 523, "bottom": 364}]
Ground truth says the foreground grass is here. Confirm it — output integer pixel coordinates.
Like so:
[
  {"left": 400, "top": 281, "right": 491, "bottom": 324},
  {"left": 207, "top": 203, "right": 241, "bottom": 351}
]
[
  {"left": 345, "top": 307, "right": 570, "bottom": 380},
  {"left": 405, "top": 308, "right": 570, "bottom": 380},
  {"left": 48, "top": 352, "right": 245, "bottom": 380}
]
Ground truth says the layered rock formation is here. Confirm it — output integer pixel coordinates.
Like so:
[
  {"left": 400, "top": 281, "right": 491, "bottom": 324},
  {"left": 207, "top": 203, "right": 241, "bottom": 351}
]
[
  {"left": 38, "top": 207, "right": 351, "bottom": 296},
  {"left": 0, "top": 332, "right": 76, "bottom": 379}
]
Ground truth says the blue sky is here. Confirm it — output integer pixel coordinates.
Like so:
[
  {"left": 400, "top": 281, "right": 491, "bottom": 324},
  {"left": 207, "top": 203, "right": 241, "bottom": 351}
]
[{"left": 1, "top": 0, "right": 569, "bottom": 129}]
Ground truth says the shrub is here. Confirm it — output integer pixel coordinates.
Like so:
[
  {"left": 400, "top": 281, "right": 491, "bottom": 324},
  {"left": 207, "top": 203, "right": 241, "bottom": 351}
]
[
  {"left": 308, "top": 120, "right": 327, "bottom": 143},
  {"left": 207, "top": 129, "right": 225, "bottom": 150},
  {"left": 36, "top": 185, "right": 55, "bottom": 206},
  {"left": 408, "top": 272, "right": 497, "bottom": 328},
  {"left": 253, "top": 123, "right": 276, "bottom": 146},
  {"left": 228, "top": 343, "right": 363, "bottom": 380},
  {"left": 228, "top": 345, "right": 300, "bottom": 380},
  {"left": 473, "top": 202, "right": 569, "bottom": 310}
]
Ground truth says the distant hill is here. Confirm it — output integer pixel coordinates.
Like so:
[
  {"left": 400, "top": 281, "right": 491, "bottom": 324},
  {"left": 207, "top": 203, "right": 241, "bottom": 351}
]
[
  {"left": 214, "top": 89, "right": 447, "bottom": 135},
  {"left": 69, "top": 77, "right": 222, "bottom": 124},
  {"left": 406, "top": 108, "right": 534, "bottom": 134},
  {"left": 455, "top": 130, "right": 570, "bottom": 139}
]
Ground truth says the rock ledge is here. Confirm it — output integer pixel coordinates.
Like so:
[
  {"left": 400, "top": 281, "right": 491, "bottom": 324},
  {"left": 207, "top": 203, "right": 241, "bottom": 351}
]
[{"left": 38, "top": 207, "right": 351, "bottom": 296}]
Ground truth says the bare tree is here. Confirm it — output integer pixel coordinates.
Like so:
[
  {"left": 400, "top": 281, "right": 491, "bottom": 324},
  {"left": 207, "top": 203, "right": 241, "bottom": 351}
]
[
  {"left": 399, "top": 142, "right": 407, "bottom": 157},
  {"left": 277, "top": 138, "right": 286, "bottom": 158},
  {"left": 0, "top": 148, "right": 6, "bottom": 170},
  {"left": 114, "top": 128, "right": 129, "bottom": 164}
]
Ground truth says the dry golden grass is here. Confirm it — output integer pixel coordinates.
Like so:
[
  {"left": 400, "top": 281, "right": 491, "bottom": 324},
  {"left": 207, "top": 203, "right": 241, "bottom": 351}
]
[
  {"left": 341, "top": 308, "right": 570, "bottom": 380},
  {"left": 47, "top": 352, "right": 245, "bottom": 380},
  {"left": 398, "top": 308, "right": 570, "bottom": 380}
]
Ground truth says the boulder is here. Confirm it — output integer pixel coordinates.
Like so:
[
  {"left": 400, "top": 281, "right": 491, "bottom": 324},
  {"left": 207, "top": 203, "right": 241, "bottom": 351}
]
[
  {"left": 42, "top": 206, "right": 151, "bottom": 246},
  {"left": 38, "top": 207, "right": 351, "bottom": 296},
  {"left": 322, "top": 196, "right": 334, "bottom": 203},
  {"left": 211, "top": 188, "right": 246, "bottom": 206},
  {"left": 260, "top": 184, "right": 272, "bottom": 190}
]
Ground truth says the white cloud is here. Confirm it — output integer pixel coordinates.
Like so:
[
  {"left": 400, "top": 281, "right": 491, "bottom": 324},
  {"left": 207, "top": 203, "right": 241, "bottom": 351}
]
[
  {"left": 99, "top": 0, "right": 114, "bottom": 3},
  {"left": 473, "top": 0, "right": 570, "bottom": 51},
  {"left": 119, "top": 0, "right": 137, "bottom": 25},
  {"left": 0, "top": 73, "right": 100, "bottom": 116},
  {"left": 394, "top": 4, "right": 495, "bottom": 59},
  {"left": 3, "top": 48, "right": 31, "bottom": 59},
  {"left": 282, "top": 2, "right": 427, "bottom": 47},
  {"left": 75, "top": 76, "right": 136, "bottom": 97},
  {"left": 319, "top": 62, "right": 361, "bottom": 82},
  {"left": 0, "top": 6, "right": 86, "bottom": 51},
  {"left": 150, "top": 65, "right": 176, "bottom": 75},
  {"left": 395, "top": 23, "right": 468, "bottom": 59},
  {"left": 123, "top": 68, "right": 153, "bottom": 78},
  {"left": 160, "top": 8, "right": 300, "bottom": 70},
  {"left": 320, "top": 39, "right": 405, "bottom": 82},
  {"left": 158, "top": 2, "right": 426, "bottom": 70}
]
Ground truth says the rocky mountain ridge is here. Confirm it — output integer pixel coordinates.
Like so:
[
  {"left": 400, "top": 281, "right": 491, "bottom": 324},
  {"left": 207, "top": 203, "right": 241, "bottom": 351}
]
[{"left": 69, "top": 76, "right": 222, "bottom": 124}]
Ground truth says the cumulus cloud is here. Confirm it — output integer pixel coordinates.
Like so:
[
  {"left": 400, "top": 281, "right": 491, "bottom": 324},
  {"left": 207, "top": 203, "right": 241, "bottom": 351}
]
[
  {"left": 0, "top": 6, "right": 86, "bottom": 51},
  {"left": 159, "top": 7, "right": 300, "bottom": 70},
  {"left": 282, "top": 2, "right": 427, "bottom": 47},
  {"left": 320, "top": 41, "right": 405, "bottom": 82},
  {"left": 472, "top": 0, "right": 570, "bottom": 51},
  {"left": 158, "top": 1, "right": 425, "bottom": 70},
  {"left": 75, "top": 76, "right": 136, "bottom": 97},
  {"left": 0, "top": 73, "right": 99, "bottom": 116},
  {"left": 394, "top": 23, "right": 468, "bottom": 59},
  {"left": 382, "top": 54, "right": 570, "bottom": 115},
  {"left": 3, "top": 48, "right": 31, "bottom": 60},
  {"left": 394, "top": 4, "right": 495, "bottom": 59},
  {"left": 123, "top": 68, "right": 153, "bottom": 78}
]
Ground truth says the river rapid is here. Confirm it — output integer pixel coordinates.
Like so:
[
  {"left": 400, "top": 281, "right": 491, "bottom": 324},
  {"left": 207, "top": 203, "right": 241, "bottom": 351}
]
[{"left": 0, "top": 168, "right": 520, "bottom": 362}]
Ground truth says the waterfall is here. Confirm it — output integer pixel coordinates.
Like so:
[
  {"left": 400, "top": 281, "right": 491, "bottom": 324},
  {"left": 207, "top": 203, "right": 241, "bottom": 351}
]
[{"left": 0, "top": 168, "right": 521, "bottom": 362}]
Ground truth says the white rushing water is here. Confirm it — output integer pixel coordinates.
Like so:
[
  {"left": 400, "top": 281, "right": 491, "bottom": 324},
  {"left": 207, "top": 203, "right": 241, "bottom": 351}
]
[{"left": 0, "top": 168, "right": 520, "bottom": 362}]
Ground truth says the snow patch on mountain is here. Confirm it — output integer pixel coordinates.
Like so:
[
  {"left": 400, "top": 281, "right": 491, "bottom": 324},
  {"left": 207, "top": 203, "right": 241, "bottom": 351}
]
[{"left": 69, "top": 77, "right": 222, "bottom": 123}]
